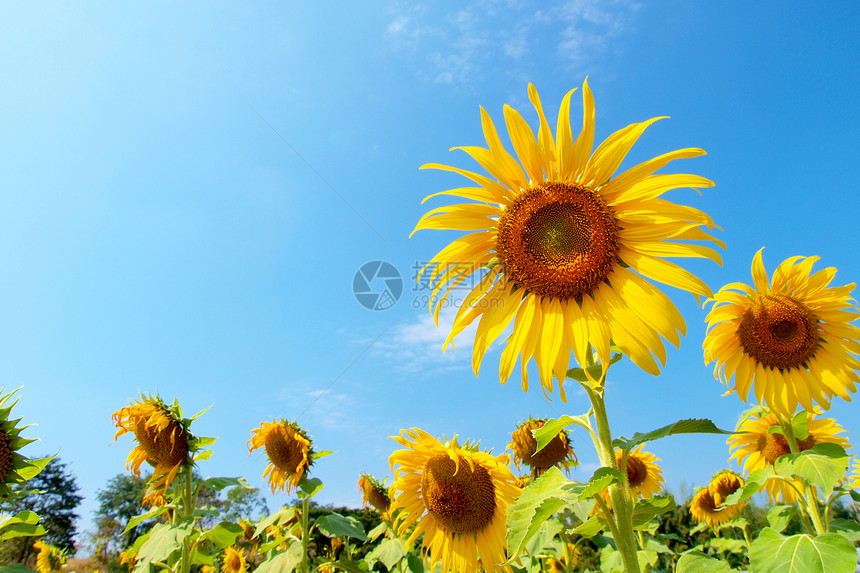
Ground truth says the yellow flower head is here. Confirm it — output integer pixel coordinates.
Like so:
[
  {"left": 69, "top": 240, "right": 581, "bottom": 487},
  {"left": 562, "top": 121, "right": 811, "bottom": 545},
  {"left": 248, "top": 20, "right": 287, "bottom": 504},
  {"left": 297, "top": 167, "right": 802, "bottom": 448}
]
[
  {"left": 33, "top": 540, "right": 66, "bottom": 573},
  {"left": 358, "top": 473, "right": 391, "bottom": 513},
  {"left": 704, "top": 249, "right": 860, "bottom": 416},
  {"left": 619, "top": 445, "right": 664, "bottom": 499},
  {"left": 221, "top": 546, "right": 247, "bottom": 573},
  {"left": 850, "top": 458, "right": 860, "bottom": 489},
  {"left": 508, "top": 419, "right": 577, "bottom": 477},
  {"left": 389, "top": 428, "right": 521, "bottom": 573},
  {"left": 112, "top": 394, "right": 197, "bottom": 498},
  {"left": 248, "top": 420, "right": 312, "bottom": 494},
  {"left": 413, "top": 79, "right": 721, "bottom": 397},
  {"left": 728, "top": 410, "right": 849, "bottom": 503},
  {"left": 0, "top": 387, "right": 52, "bottom": 497},
  {"left": 689, "top": 470, "right": 746, "bottom": 527}
]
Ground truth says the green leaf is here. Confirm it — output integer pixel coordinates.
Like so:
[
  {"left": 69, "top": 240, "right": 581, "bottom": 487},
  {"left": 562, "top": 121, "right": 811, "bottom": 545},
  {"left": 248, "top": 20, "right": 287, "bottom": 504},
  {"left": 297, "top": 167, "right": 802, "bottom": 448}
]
[
  {"left": 791, "top": 411, "right": 810, "bottom": 440},
  {"left": 315, "top": 512, "right": 367, "bottom": 541},
  {"left": 579, "top": 468, "right": 623, "bottom": 499},
  {"left": 505, "top": 467, "right": 572, "bottom": 559},
  {"left": 571, "top": 516, "right": 605, "bottom": 537},
  {"left": 255, "top": 542, "right": 303, "bottom": 573},
  {"left": 199, "top": 522, "right": 244, "bottom": 549},
  {"left": 533, "top": 414, "right": 591, "bottom": 453},
  {"left": 566, "top": 353, "right": 622, "bottom": 382},
  {"left": 254, "top": 507, "right": 298, "bottom": 538},
  {"left": 14, "top": 455, "right": 54, "bottom": 482},
  {"left": 767, "top": 505, "right": 797, "bottom": 533},
  {"left": 773, "top": 443, "right": 850, "bottom": 497},
  {"left": 612, "top": 419, "right": 733, "bottom": 450},
  {"left": 365, "top": 538, "right": 403, "bottom": 570},
  {"left": 524, "top": 518, "right": 563, "bottom": 556},
  {"left": 829, "top": 518, "right": 860, "bottom": 542},
  {"left": 631, "top": 496, "right": 675, "bottom": 529},
  {"left": 298, "top": 477, "right": 324, "bottom": 498},
  {"left": 749, "top": 527, "right": 857, "bottom": 573},
  {"left": 0, "top": 523, "right": 46, "bottom": 541},
  {"left": 199, "top": 476, "right": 252, "bottom": 491},
  {"left": 723, "top": 468, "right": 770, "bottom": 506},
  {"left": 124, "top": 506, "right": 169, "bottom": 534},
  {"left": 675, "top": 551, "right": 732, "bottom": 573},
  {"left": 136, "top": 519, "right": 196, "bottom": 570},
  {"left": 406, "top": 555, "right": 424, "bottom": 573},
  {"left": 0, "top": 565, "right": 37, "bottom": 573},
  {"left": 367, "top": 521, "right": 388, "bottom": 541}
]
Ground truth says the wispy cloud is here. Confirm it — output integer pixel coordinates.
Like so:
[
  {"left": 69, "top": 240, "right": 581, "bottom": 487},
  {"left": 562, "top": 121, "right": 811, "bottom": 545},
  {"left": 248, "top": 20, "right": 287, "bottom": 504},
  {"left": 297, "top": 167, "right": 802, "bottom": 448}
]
[{"left": 385, "top": 0, "right": 640, "bottom": 85}]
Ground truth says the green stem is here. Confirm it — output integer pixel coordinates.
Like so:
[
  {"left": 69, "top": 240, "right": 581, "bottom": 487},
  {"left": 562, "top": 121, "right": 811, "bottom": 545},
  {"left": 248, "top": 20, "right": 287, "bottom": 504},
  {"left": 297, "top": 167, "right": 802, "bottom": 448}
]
[
  {"left": 781, "top": 418, "right": 827, "bottom": 534},
  {"left": 586, "top": 386, "right": 641, "bottom": 573},
  {"left": 301, "top": 496, "right": 311, "bottom": 573},
  {"left": 178, "top": 463, "right": 194, "bottom": 573}
]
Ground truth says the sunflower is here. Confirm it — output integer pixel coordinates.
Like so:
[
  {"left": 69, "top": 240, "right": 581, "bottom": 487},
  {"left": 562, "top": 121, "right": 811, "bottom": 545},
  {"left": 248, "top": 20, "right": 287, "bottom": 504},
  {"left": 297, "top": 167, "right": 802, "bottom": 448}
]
[
  {"left": 221, "top": 546, "right": 247, "bottom": 573},
  {"left": 728, "top": 410, "right": 849, "bottom": 503},
  {"left": 389, "top": 428, "right": 521, "bottom": 573},
  {"left": 112, "top": 394, "right": 198, "bottom": 498},
  {"left": 704, "top": 249, "right": 860, "bottom": 416},
  {"left": 689, "top": 470, "right": 746, "bottom": 527},
  {"left": 850, "top": 458, "right": 860, "bottom": 489},
  {"left": 358, "top": 473, "right": 391, "bottom": 513},
  {"left": 0, "top": 387, "right": 52, "bottom": 498},
  {"left": 508, "top": 419, "right": 577, "bottom": 477},
  {"left": 33, "top": 540, "right": 66, "bottom": 573},
  {"left": 248, "top": 420, "right": 313, "bottom": 494},
  {"left": 620, "top": 445, "right": 664, "bottom": 499},
  {"left": 412, "top": 79, "right": 721, "bottom": 397}
]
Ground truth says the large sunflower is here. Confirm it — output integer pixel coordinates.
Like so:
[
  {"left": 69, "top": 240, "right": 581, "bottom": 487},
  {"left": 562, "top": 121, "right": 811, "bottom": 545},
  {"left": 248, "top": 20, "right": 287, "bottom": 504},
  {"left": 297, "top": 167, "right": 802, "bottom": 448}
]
[
  {"left": 0, "top": 387, "right": 52, "bottom": 498},
  {"left": 728, "top": 410, "right": 849, "bottom": 503},
  {"left": 689, "top": 470, "right": 745, "bottom": 527},
  {"left": 33, "top": 540, "right": 66, "bottom": 573},
  {"left": 112, "top": 394, "right": 197, "bottom": 498},
  {"left": 389, "top": 428, "right": 520, "bottom": 573},
  {"left": 704, "top": 249, "right": 860, "bottom": 416},
  {"left": 508, "top": 419, "right": 577, "bottom": 478},
  {"left": 248, "top": 420, "right": 313, "bottom": 494},
  {"left": 413, "top": 79, "right": 721, "bottom": 396}
]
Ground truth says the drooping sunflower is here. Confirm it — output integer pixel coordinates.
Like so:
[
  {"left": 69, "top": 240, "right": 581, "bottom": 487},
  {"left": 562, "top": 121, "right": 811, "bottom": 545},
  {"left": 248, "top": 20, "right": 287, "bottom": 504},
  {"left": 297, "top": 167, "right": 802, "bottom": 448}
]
[
  {"left": 112, "top": 394, "right": 202, "bottom": 498},
  {"left": 248, "top": 420, "right": 313, "bottom": 494},
  {"left": 389, "top": 428, "right": 521, "bottom": 573},
  {"left": 704, "top": 249, "right": 860, "bottom": 416},
  {"left": 508, "top": 419, "right": 577, "bottom": 477},
  {"left": 689, "top": 470, "right": 746, "bottom": 527},
  {"left": 413, "top": 79, "right": 721, "bottom": 397},
  {"left": 221, "top": 546, "right": 247, "bottom": 573},
  {"left": 0, "top": 387, "right": 53, "bottom": 498},
  {"left": 33, "top": 540, "right": 66, "bottom": 573},
  {"left": 358, "top": 473, "right": 391, "bottom": 513},
  {"left": 728, "top": 410, "right": 849, "bottom": 503}
]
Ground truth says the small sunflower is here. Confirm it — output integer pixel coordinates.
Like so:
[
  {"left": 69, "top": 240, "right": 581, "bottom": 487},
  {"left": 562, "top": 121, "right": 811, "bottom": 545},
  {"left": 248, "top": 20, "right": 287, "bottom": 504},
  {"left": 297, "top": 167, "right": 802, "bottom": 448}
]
[
  {"left": 33, "top": 540, "right": 66, "bottom": 573},
  {"left": 248, "top": 420, "right": 313, "bottom": 494},
  {"left": 620, "top": 445, "right": 664, "bottom": 499},
  {"left": 413, "top": 79, "right": 721, "bottom": 397},
  {"left": 728, "top": 410, "right": 849, "bottom": 503},
  {"left": 358, "top": 473, "right": 391, "bottom": 513},
  {"left": 850, "top": 458, "right": 860, "bottom": 489},
  {"left": 508, "top": 419, "right": 577, "bottom": 477},
  {"left": 112, "top": 394, "right": 202, "bottom": 498},
  {"left": 389, "top": 428, "right": 521, "bottom": 573},
  {"left": 221, "top": 546, "right": 247, "bottom": 573},
  {"left": 704, "top": 249, "right": 860, "bottom": 416},
  {"left": 689, "top": 470, "right": 746, "bottom": 527}
]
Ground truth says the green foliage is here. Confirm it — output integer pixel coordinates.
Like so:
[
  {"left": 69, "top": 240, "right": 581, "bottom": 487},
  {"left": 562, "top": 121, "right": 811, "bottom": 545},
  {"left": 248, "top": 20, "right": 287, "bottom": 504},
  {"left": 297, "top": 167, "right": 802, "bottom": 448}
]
[
  {"left": 773, "top": 443, "right": 850, "bottom": 498},
  {"left": 612, "top": 419, "right": 733, "bottom": 451},
  {"left": 749, "top": 527, "right": 858, "bottom": 573},
  {"left": 676, "top": 551, "right": 732, "bottom": 573}
]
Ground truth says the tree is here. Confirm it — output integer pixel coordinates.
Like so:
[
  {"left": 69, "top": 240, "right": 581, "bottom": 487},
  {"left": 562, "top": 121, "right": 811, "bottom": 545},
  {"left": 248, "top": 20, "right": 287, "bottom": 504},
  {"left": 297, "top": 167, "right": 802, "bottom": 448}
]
[
  {"left": 90, "top": 473, "right": 152, "bottom": 561},
  {"left": 0, "top": 457, "right": 82, "bottom": 565}
]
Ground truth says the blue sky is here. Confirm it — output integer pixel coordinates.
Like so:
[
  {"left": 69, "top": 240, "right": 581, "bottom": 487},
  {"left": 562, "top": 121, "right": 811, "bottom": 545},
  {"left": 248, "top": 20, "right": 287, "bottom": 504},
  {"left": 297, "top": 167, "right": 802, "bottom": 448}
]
[{"left": 2, "top": 0, "right": 859, "bottom": 541}]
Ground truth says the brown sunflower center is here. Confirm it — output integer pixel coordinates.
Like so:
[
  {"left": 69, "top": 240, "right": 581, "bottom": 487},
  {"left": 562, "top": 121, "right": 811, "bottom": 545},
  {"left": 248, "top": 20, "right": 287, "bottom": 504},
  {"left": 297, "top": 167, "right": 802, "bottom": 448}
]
[
  {"left": 496, "top": 182, "right": 619, "bottom": 300},
  {"left": 0, "top": 429, "right": 13, "bottom": 482},
  {"left": 225, "top": 551, "right": 242, "bottom": 572},
  {"left": 514, "top": 426, "right": 570, "bottom": 470},
  {"left": 710, "top": 473, "right": 743, "bottom": 505},
  {"left": 421, "top": 453, "right": 496, "bottom": 534},
  {"left": 626, "top": 455, "right": 648, "bottom": 488},
  {"left": 737, "top": 294, "right": 819, "bottom": 370},
  {"left": 133, "top": 417, "right": 188, "bottom": 467},
  {"left": 265, "top": 429, "right": 305, "bottom": 474},
  {"left": 758, "top": 430, "right": 816, "bottom": 465}
]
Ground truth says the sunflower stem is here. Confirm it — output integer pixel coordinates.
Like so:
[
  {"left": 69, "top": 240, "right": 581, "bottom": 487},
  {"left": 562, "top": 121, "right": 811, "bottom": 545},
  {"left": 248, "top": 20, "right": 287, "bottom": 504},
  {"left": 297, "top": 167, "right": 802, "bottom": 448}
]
[
  {"left": 301, "top": 495, "right": 311, "bottom": 573},
  {"left": 178, "top": 463, "right": 194, "bottom": 573},
  {"left": 586, "top": 385, "right": 641, "bottom": 573},
  {"left": 780, "top": 417, "right": 826, "bottom": 535}
]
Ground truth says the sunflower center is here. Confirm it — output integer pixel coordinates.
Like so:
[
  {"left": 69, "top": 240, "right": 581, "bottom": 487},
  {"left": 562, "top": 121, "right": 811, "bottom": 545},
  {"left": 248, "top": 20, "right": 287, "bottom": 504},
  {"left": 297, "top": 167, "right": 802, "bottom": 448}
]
[
  {"left": 626, "top": 455, "right": 648, "bottom": 488},
  {"left": 133, "top": 417, "right": 187, "bottom": 467},
  {"left": 496, "top": 182, "right": 619, "bottom": 300},
  {"left": 264, "top": 429, "right": 305, "bottom": 474},
  {"left": 737, "top": 294, "right": 819, "bottom": 370},
  {"left": 515, "top": 427, "right": 570, "bottom": 470},
  {"left": 0, "top": 429, "right": 12, "bottom": 482},
  {"left": 759, "top": 430, "right": 817, "bottom": 465},
  {"left": 421, "top": 453, "right": 496, "bottom": 534}
]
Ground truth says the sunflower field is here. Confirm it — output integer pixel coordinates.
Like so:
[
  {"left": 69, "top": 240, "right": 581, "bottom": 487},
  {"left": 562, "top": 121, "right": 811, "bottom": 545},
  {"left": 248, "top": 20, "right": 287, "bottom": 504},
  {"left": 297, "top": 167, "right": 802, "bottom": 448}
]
[{"left": 2, "top": 71, "right": 860, "bottom": 573}]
